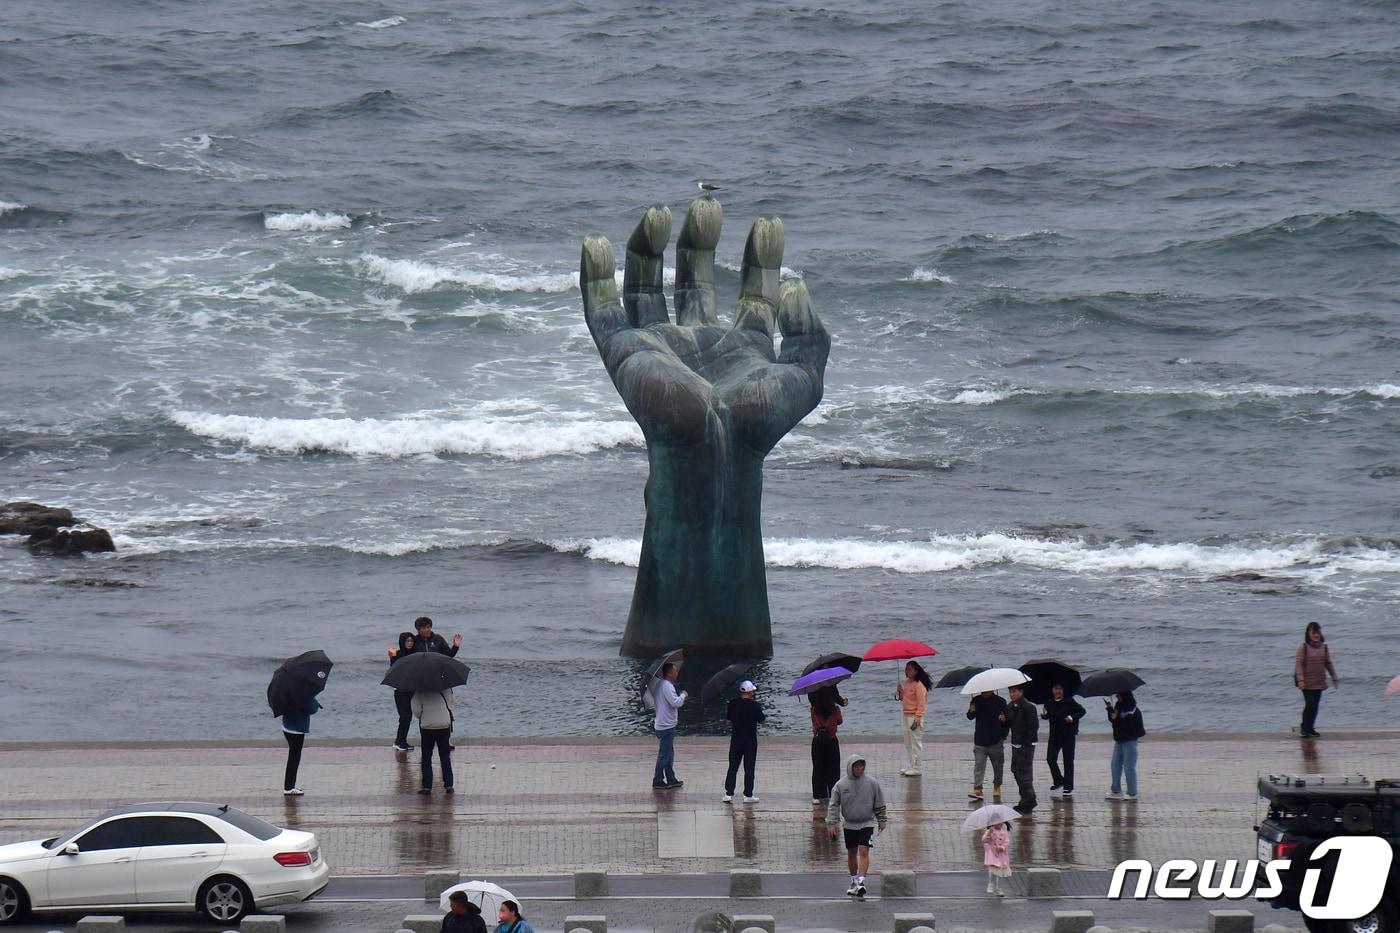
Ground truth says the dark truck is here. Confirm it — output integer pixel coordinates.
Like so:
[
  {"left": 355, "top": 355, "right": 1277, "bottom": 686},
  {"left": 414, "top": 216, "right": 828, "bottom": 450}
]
[{"left": 1256, "top": 773, "right": 1400, "bottom": 933}]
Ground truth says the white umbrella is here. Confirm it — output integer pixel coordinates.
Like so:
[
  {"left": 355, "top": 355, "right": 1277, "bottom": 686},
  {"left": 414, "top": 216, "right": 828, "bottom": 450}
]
[
  {"left": 439, "top": 879, "right": 518, "bottom": 916},
  {"left": 959, "top": 667, "right": 1031, "bottom": 695},
  {"left": 962, "top": 804, "right": 1020, "bottom": 831}
]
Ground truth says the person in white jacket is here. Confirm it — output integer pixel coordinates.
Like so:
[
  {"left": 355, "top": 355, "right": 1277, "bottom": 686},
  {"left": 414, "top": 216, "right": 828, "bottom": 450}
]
[
  {"left": 652, "top": 662, "right": 687, "bottom": 789},
  {"left": 412, "top": 689, "right": 454, "bottom": 795}
]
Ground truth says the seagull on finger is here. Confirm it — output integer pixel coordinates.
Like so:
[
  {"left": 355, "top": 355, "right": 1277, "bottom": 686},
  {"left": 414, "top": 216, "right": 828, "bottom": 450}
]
[{"left": 697, "top": 181, "right": 720, "bottom": 197}]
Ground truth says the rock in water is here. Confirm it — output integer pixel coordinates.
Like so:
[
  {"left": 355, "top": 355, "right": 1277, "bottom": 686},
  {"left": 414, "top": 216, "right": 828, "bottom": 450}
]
[
  {"left": 26, "top": 525, "right": 116, "bottom": 556},
  {"left": 0, "top": 501, "right": 76, "bottom": 536}
]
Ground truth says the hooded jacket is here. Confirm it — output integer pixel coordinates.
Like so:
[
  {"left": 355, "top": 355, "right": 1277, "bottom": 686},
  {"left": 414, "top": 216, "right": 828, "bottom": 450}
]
[
  {"left": 825, "top": 754, "right": 887, "bottom": 829},
  {"left": 411, "top": 689, "right": 454, "bottom": 730}
]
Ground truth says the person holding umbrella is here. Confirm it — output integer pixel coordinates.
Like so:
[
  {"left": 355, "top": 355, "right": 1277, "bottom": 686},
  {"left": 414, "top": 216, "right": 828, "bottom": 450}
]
[
  {"left": 442, "top": 891, "right": 487, "bottom": 933},
  {"left": 1105, "top": 690, "right": 1146, "bottom": 800},
  {"left": 722, "top": 680, "right": 766, "bottom": 804},
  {"left": 1294, "top": 621, "right": 1339, "bottom": 738},
  {"left": 962, "top": 804, "right": 1019, "bottom": 896},
  {"left": 267, "top": 649, "right": 333, "bottom": 796},
  {"left": 1006, "top": 683, "right": 1039, "bottom": 813},
  {"left": 1041, "top": 683, "right": 1086, "bottom": 798},
  {"left": 810, "top": 686, "right": 845, "bottom": 805},
  {"left": 966, "top": 689, "right": 1008, "bottom": 802},
  {"left": 652, "top": 661, "right": 687, "bottom": 789},
  {"left": 413, "top": 687, "right": 455, "bottom": 794},
  {"left": 896, "top": 661, "right": 932, "bottom": 777}
]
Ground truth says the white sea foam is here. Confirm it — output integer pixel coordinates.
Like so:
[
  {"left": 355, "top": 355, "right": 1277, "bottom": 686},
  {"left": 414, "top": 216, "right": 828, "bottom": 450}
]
[
  {"left": 551, "top": 532, "right": 1400, "bottom": 578},
  {"left": 170, "top": 410, "right": 643, "bottom": 459},
  {"left": 356, "top": 15, "right": 406, "bottom": 28},
  {"left": 360, "top": 253, "right": 580, "bottom": 294},
  {"left": 947, "top": 388, "right": 1016, "bottom": 405},
  {"left": 265, "top": 211, "right": 352, "bottom": 232},
  {"left": 0, "top": 200, "right": 28, "bottom": 216},
  {"left": 907, "top": 266, "right": 955, "bottom": 284}
]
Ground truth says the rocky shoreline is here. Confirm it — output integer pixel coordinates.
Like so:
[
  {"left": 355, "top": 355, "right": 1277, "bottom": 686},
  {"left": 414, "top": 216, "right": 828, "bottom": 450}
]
[{"left": 0, "top": 501, "right": 115, "bottom": 555}]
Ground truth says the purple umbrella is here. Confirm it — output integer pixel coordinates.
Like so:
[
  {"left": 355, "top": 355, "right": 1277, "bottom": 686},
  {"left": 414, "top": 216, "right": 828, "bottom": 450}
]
[{"left": 788, "top": 665, "right": 855, "bottom": 696}]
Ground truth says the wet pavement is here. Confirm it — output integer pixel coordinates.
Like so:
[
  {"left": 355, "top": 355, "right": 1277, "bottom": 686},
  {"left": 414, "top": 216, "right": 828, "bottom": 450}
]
[{"left": 1, "top": 731, "right": 1394, "bottom": 875}]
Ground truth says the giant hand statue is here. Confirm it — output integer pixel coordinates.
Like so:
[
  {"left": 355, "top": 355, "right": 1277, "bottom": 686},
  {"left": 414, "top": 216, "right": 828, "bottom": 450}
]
[{"left": 580, "top": 197, "right": 830, "bottom": 657}]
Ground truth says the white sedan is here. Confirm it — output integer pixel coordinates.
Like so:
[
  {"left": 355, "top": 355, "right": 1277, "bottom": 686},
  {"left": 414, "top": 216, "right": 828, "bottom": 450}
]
[{"left": 0, "top": 801, "right": 329, "bottom": 925}]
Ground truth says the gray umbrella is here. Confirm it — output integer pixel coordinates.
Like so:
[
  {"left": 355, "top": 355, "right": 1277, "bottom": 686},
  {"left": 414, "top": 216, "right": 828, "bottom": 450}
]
[{"left": 642, "top": 648, "right": 684, "bottom": 711}]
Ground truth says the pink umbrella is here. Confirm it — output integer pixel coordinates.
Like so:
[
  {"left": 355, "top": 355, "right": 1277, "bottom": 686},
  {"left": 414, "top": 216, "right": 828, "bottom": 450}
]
[{"left": 1387, "top": 675, "right": 1400, "bottom": 697}]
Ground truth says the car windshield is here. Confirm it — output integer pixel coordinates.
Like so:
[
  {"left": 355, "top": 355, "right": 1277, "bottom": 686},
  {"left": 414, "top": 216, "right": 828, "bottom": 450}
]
[{"left": 216, "top": 807, "right": 280, "bottom": 841}]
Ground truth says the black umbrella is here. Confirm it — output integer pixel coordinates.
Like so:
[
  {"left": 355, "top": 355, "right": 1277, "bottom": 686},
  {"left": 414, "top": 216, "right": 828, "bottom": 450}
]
[
  {"left": 267, "top": 649, "right": 333, "bottom": 717},
  {"left": 700, "top": 662, "right": 754, "bottom": 706},
  {"left": 1077, "top": 669, "right": 1146, "bottom": 698},
  {"left": 934, "top": 664, "right": 990, "bottom": 690},
  {"left": 802, "top": 652, "right": 863, "bottom": 677},
  {"left": 1018, "top": 659, "right": 1081, "bottom": 705},
  {"left": 380, "top": 652, "right": 470, "bottom": 693},
  {"left": 642, "top": 648, "right": 684, "bottom": 711}
]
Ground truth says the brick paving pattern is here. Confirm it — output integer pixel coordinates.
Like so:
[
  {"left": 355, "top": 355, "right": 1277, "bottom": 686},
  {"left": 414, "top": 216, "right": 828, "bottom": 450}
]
[{"left": 0, "top": 733, "right": 1393, "bottom": 876}]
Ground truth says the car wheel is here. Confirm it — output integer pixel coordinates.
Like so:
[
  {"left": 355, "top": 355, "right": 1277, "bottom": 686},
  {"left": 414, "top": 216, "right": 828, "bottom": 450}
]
[
  {"left": 0, "top": 878, "right": 29, "bottom": 926},
  {"left": 1329, "top": 899, "right": 1397, "bottom": 933},
  {"left": 198, "top": 876, "right": 253, "bottom": 924}
]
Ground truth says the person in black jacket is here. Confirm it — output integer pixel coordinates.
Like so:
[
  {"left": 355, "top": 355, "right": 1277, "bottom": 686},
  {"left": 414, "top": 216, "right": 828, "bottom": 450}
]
[
  {"left": 386, "top": 631, "right": 417, "bottom": 752},
  {"left": 1105, "top": 690, "right": 1146, "bottom": 800},
  {"left": 723, "top": 680, "right": 767, "bottom": 803},
  {"left": 1040, "top": 683, "right": 1086, "bottom": 798},
  {"left": 1006, "top": 684, "right": 1038, "bottom": 813},
  {"left": 441, "top": 892, "right": 487, "bottom": 933},
  {"left": 413, "top": 616, "right": 462, "bottom": 656},
  {"left": 966, "top": 690, "right": 1008, "bottom": 801}
]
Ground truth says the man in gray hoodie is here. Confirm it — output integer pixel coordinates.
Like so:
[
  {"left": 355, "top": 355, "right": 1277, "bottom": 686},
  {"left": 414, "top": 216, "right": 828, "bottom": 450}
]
[{"left": 825, "top": 753, "right": 887, "bottom": 899}]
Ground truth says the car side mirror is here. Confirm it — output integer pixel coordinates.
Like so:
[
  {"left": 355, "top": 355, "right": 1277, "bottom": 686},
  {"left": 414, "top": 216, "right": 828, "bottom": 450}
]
[{"left": 63, "top": 843, "right": 79, "bottom": 856}]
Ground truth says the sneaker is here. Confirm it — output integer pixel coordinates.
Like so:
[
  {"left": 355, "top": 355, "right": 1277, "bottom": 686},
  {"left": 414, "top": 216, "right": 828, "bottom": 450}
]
[
  {"left": 1303, "top": 730, "right": 1321, "bottom": 738},
  {"left": 445, "top": 787, "right": 455, "bottom": 794},
  {"left": 392, "top": 743, "right": 413, "bottom": 751},
  {"left": 968, "top": 786, "right": 983, "bottom": 800},
  {"left": 743, "top": 795, "right": 759, "bottom": 804},
  {"left": 653, "top": 781, "right": 669, "bottom": 789},
  {"left": 812, "top": 798, "right": 823, "bottom": 805},
  {"left": 666, "top": 779, "right": 684, "bottom": 789},
  {"left": 1061, "top": 789, "right": 1073, "bottom": 798},
  {"left": 900, "top": 769, "right": 922, "bottom": 776},
  {"left": 855, "top": 884, "right": 867, "bottom": 900},
  {"left": 1123, "top": 793, "right": 1137, "bottom": 800},
  {"left": 986, "top": 882, "right": 995, "bottom": 894},
  {"left": 721, "top": 794, "right": 733, "bottom": 803},
  {"left": 1105, "top": 791, "right": 1122, "bottom": 800},
  {"left": 1050, "top": 783, "right": 1063, "bottom": 792},
  {"left": 995, "top": 888, "right": 1005, "bottom": 897},
  {"left": 416, "top": 788, "right": 432, "bottom": 795},
  {"left": 282, "top": 787, "right": 304, "bottom": 796},
  {"left": 992, "top": 787, "right": 1002, "bottom": 802},
  {"left": 846, "top": 881, "right": 860, "bottom": 897}
]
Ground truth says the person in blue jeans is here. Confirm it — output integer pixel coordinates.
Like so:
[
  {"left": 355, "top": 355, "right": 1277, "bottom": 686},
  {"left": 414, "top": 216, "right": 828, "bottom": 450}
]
[
  {"left": 1105, "top": 690, "right": 1145, "bottom": 801},
  {"left": 652, "top": 662, "right": 687, "bottom": 789}
]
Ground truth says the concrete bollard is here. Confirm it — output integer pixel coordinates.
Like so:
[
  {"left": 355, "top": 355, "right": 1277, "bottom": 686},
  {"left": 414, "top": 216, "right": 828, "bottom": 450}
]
[
  {"left": 732, "top": 915, "right": 776, "bottom": 933},
  {"left": 729, "top": 869, "right": 762, "bottom": 897},
  {"left": 402, "top": 916, "right": 444, "bottom": 933},
  {"left": 892, "top": 914, "right": 936, "bottom": 933},
  {"left": 881, "top": 870, "right": 917, "bottom": 897},
  {"left": 564, "top": 916, "right": 607, "bottom": 933},
  {"left": 1207, "top": 910, "right": 1255, "bottom": 933},
  {"left": 1085, "top": 927, "right": 1115, "bottom": 933},
  {"left": 1259, "top": 926, "right": 1291, "bottom": 933},
  {"left": 575, "top": 870, "right": 610, "bottom": 898},
  {"left": 1027, "top": 866, "right": 1063, "bottom": 897},
  {"left": 906, "top": 928, "right": 934, "bottom": 933},
  {"left": 240, "top": 918, "right": 287, "bottom": 933},
  {"left": 425, "top": 869, "right": 460, "bottom": 901},
  {"left": 1050, "top": 911, "right": 1095, "bottom": 933},
  {"left": 76, "top": 919, "right": 126, "bottom": 932}
]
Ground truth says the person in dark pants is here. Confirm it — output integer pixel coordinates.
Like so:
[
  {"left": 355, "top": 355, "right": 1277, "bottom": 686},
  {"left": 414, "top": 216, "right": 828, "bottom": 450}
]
[
  {"left": 280, "top": 696, "right": 320, "bottom": 796},
  {"left": 1006, "top": 683, "right": 1038, "bottom": 813},
  {"left": 442, "top": 891, "right": 487, "bottom": 933},
  {"left": 1041, "top": 683, "right": 1086, "bottom": 797},
  {"left": 723, "top": 680, "right": 766, "bottom": 803},
  {"left": 1294, "top": 621, "right": 1339, "bottom": 738},
  {"left": 412, "top": 616, "right": 463, "bottom": 657},
  {"left": 809, "top": 686, "right": 845, "bottom": 805},
  {"left": 412, "top": 688, "right": 454, "bottom": 794},
  {"left": 386, "top": 631, "right": 416, "bottom": 751}
]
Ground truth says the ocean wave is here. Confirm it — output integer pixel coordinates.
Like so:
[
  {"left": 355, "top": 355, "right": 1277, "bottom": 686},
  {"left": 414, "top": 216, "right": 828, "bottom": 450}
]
[
  {"left": 264, "top": 211, "right": 352, "bottom": 232},
  {"left": 356, "top": 15, "right": 406, "bottom": 28},
  {"left": 1163, "top": 210, "right": 1400, "bottom": 256},
  {"left": 360, "top": 253, "right": 579, "bottom": 294},
  {"left": 549, "top": 533, "right": 1400, "bottom": 577},
  {"left": 906, "top": 266, "right": 955, "bottom": 284},
  {"left": 169, "top": 410, "right": 643, "bottom": 459},
  {"left": 0, "top": 200, "right": 27, "bottom": 216}
]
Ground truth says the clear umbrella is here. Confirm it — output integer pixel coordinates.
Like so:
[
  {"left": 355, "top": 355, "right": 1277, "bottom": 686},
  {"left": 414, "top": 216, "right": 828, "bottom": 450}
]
[{"left": 962, "top": 804, "right": 1020, "bottom": 831}]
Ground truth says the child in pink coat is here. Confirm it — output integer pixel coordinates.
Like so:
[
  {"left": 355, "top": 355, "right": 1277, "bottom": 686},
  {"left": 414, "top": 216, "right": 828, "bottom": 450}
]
[{"left": 982, "top": 821, "right": 1011, "bottom": 895}]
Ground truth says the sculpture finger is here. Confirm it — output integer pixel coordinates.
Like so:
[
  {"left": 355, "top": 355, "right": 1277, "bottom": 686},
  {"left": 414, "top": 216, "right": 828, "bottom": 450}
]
[
  {"left": 624, "top": 204, "right": 673, "bottom": 328},
  {"left": 776, "top": 279, "right": 831, "bottom": 384},
  {"left": 581, "top": 236, "right": 629, "bottom": 355},
  {"left": 732, "top": 217, "right": 784, "bottom": 338},
  {"left": 675, "top": 197, "right": 722, "bottom": 326}
]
